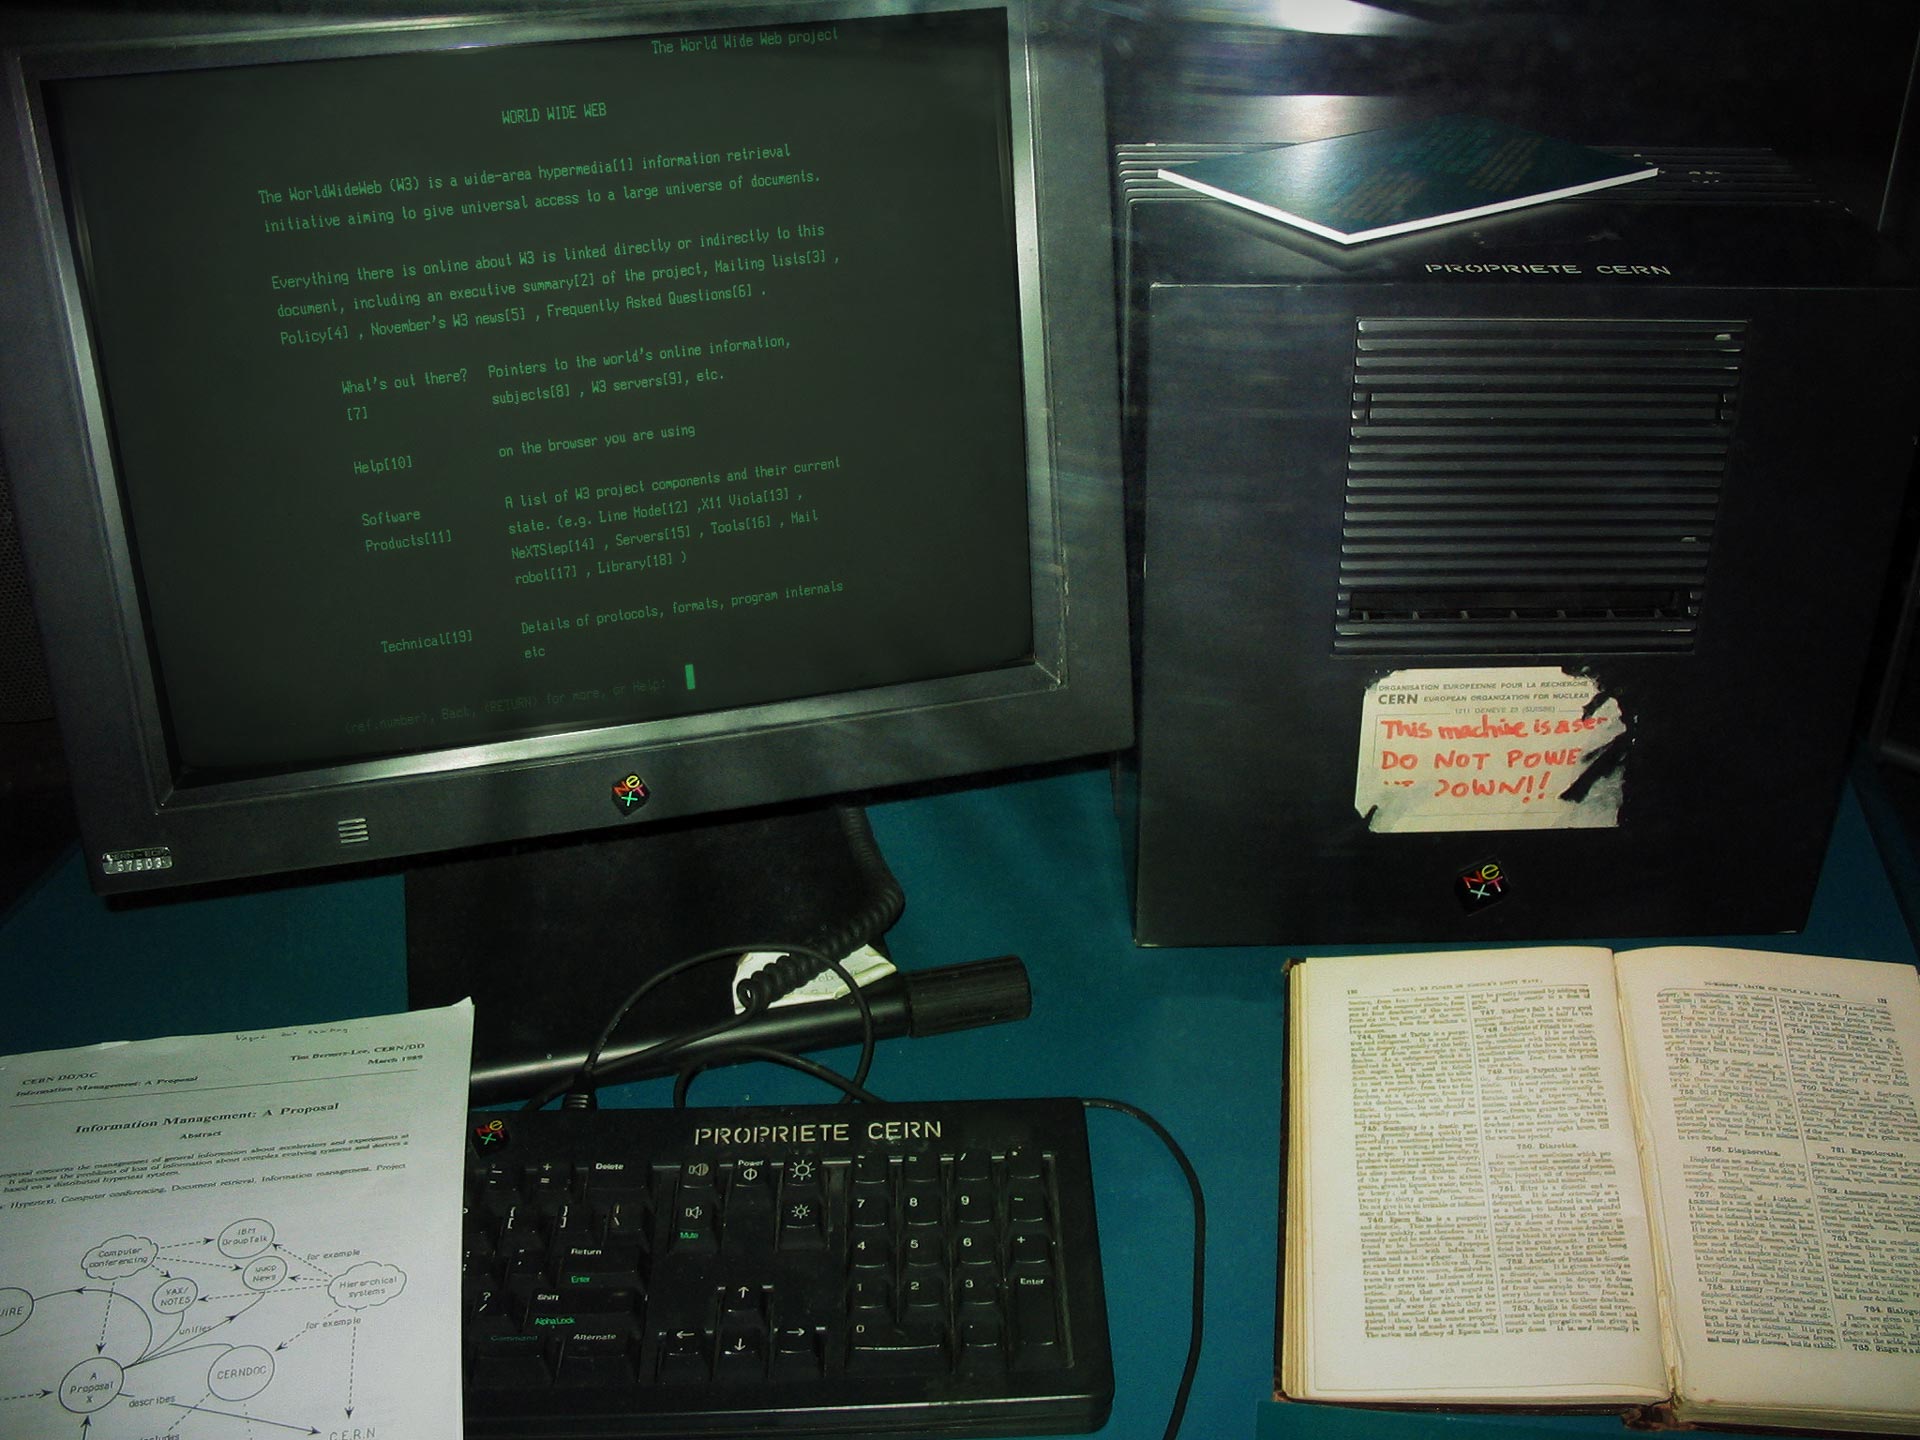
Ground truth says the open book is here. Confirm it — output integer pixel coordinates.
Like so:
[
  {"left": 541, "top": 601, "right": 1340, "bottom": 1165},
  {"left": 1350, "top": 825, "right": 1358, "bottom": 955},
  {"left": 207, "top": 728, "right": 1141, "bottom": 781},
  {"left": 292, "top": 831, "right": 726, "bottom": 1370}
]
[{"left": 1281, "top": 947, "right": 1920, "bottom": 1434}]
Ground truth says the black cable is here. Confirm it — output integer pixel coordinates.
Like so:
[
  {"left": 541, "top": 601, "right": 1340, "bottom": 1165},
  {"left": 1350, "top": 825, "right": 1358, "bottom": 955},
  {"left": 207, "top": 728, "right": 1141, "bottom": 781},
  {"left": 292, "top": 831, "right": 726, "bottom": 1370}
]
[
  {"left": 665, "top": 957, "right": 879, "bottom": 1105},
  {"left": 834, "top": 956, "right": 877, "bottom": 1096},
  {"left": 559, "top": 1008, "right": 761, "bottom": 1110},
  {"left": 524, "top": 941, "right": 811, "bottom": 1111},
  {"left": 673, "top": 1046, "right": 888, "bottom": 1105},
  {"left": 731, "top": 807, "right": 905, "bottom": 1013},
  {"left": 1081, "top": 1097, "right": 1204, "bottom": 1440},
  {"left": 531, "top": 808, "right": 900, "bottom": 1111},
  {"left": 532, "top": 941, "right": 884, "bottom": 1112},
  {"left": 806, "top": 805, "right": 906, "bottom": 976},
  {"left": 522, "top": 1012, "right": 742, "bottom": 1114},
  {"left": 580, "top": 942, "right": 802, "bottom": 1089}
]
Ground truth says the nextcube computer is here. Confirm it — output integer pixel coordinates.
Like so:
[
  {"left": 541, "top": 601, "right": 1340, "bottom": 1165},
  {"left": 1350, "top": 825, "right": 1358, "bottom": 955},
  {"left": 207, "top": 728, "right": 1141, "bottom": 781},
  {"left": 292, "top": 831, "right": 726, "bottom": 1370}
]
[{"left": 1119, "top": 146, "right": 1920, "bottom": 944}]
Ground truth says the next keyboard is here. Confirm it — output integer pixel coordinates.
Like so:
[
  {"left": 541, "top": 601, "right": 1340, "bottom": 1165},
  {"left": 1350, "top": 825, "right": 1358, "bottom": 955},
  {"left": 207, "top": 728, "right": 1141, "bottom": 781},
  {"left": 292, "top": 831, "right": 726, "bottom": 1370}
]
[{"left": 463, "top": 1097, "right": 1114, "bottom": 1437}]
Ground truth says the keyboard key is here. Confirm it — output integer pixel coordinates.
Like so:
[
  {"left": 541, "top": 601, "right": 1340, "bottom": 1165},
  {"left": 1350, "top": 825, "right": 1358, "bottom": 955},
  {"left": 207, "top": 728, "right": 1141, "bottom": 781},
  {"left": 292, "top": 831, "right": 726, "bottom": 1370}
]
[
  {"left": 472, "top": 1332, "right": 550, "bottom": 1388},
  {"left": 772, "top": 1323, "right": 824, "bottom": 1378},
  {"left": 468, "top": 1297, "right": 515, "bottom": 1339},
  {"left": 848, "top": 1275, "right": 892, "bottom": 1316},
  {"left": 900, "top": 1268, "right": 946, "bottom": 1318},
  {"left": 582, "top": 1158, "right": 646, "bottom": 1189},
  {"left": 722, "top": 1163, "right": 775, "bottom": 1250},
  {"left": 523, "top": 1159, "right": 569, "bottom": 1194},
  {"left": 553, "top": 1241, "right": 644, "bottom": 1283},
  {"left": 1008, "top": 1231, "right": 1053, "bottom": 1269},
  {"left": 655, "top": 1327, "right": 709, "bottom": 1383},
  {"left": 848, "top": 1191, "right": 888, "bottom": 1231},
  {"left": 900, "top": 1181, "right": 941, "bottom": 1225},
  {"left": 778, "top": 1188, "right": 828, "bottom": 1251},
  {"left": 667, "top": 1196, "right": 718, "bottom": 1255},
  {"left": 497, "top": 1204, "right": 543, "bottom": 1256},
  {"left": 1007, "top": 1185, "right": 1048, "bottom": 1227},
  {"left": 848, "top": 1320, "right": 945, "bottom": 1376},
  {"left": 720, "top": 1280, "right": 764, "bottom": 1314},
  {"left": 554, "top": 1331, "right": 634, "bottom": 1387},
  {"left": 600, "top": 1195, "right": 650, "bottom": 1242},
  {"left": 958, "top": 1308, "right": 1007, "bottom": 1375},
  {"left": 954, "top": 1269, "right": 999, "bottom": 1307},
  {"left": 715, "top": 1328, "right": 766, "bottom": 1378},
  {"left": 538, "top": 1282, "right": 641, "bottom": 1318},
  {"left": 1012, "top": 1274, "right": 1062, "bottom": 1368},
  {"left": 472, "top": 1185, "right": 518, "bottom": 1224},
  {"left": 953, "top": 1181, "right": 994, "bottom": 1224},
  {"left": 847, "top": 1232, "right": 891, "bottom": 1271}
]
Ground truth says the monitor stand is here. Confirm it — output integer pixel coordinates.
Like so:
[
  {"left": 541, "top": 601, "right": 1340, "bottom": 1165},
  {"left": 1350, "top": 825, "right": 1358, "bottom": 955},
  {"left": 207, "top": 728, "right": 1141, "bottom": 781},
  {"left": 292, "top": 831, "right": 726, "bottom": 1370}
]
[{"left": 404, "top": 803, "right": 901, "bottom": 1104}]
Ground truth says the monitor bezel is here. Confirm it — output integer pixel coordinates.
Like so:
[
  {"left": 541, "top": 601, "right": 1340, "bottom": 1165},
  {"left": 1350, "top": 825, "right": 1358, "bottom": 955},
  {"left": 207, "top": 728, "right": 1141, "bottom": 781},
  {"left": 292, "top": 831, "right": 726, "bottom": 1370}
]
[{"left": 0, "top": 0, "right": 1130, "bottom": 893}]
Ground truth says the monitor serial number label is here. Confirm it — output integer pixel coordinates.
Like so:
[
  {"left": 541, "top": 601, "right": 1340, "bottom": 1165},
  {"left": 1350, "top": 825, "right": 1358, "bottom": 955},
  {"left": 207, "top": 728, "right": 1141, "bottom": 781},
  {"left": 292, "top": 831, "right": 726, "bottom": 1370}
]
[{"left": 101, "top": 846, "right": 174, "bottom": 874}]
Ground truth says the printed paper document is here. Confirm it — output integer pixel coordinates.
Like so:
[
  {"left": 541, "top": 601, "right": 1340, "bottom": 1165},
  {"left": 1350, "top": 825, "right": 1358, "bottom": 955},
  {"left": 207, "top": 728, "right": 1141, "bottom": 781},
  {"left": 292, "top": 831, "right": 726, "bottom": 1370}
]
[{"left": 0, "top": 1000, "right": 472, "bottom": 1440}]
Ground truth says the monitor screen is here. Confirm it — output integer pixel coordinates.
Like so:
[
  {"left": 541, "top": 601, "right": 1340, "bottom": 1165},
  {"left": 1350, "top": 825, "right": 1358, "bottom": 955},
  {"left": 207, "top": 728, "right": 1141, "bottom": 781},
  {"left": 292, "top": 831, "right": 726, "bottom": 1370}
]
[{"left": 1, "top": 0, "right": 1129, "bottom": 894}]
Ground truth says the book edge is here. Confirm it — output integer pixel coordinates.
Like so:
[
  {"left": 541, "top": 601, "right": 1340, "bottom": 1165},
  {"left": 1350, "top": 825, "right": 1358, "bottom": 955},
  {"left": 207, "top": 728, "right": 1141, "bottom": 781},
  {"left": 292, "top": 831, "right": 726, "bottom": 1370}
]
[
  {"left": 1155, "top": 159, "right": 1659, "bottom": 244},
  {"left": 1154, "top": 167, "right": 1356, "bottom": 243}
]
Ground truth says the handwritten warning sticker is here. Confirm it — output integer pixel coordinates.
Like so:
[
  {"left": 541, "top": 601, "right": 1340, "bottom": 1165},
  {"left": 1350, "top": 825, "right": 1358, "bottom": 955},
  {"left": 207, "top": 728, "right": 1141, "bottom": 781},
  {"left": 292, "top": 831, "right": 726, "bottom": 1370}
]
[{"left": 1355, "top": 667, "right": 1629, "bottom": 833}]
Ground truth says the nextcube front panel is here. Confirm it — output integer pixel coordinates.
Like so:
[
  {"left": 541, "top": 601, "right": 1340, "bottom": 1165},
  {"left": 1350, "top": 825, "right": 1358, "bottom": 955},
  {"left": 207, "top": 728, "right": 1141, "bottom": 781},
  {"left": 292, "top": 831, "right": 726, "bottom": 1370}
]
[{"left": 1120, "top": 169, "right": 1919, "bottom": 945}]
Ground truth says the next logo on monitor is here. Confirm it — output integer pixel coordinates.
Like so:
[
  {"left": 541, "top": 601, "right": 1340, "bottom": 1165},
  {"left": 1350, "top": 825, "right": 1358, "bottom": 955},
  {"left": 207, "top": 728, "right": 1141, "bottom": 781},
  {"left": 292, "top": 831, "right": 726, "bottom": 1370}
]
[{"left": 612, "top": 773, "right": 651, "bottom": 814}]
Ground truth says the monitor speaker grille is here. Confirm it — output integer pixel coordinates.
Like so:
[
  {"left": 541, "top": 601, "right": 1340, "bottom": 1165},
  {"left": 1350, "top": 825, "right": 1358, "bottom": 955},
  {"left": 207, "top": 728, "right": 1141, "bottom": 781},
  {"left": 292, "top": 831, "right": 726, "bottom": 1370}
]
[{"left": 1335, "top": 316, "right": 1741, "bottom": 655}]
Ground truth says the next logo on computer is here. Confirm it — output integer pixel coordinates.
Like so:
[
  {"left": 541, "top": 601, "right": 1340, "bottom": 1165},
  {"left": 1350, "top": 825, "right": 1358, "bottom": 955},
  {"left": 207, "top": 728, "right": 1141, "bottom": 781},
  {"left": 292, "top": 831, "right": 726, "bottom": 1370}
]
[
  {"left": 611, "top": 773, "right": 651, "bottom": 814},
  {"left": 1455, "top": 860, "right": 1508, "bottom": 913}
]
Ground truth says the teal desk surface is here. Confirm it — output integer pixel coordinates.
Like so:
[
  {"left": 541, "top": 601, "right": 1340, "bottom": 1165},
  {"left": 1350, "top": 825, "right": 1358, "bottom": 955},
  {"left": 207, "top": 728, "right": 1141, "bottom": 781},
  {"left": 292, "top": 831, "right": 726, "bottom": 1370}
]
[{"left": 2, "top": 763, "right": 1915, "bottom": 1440}]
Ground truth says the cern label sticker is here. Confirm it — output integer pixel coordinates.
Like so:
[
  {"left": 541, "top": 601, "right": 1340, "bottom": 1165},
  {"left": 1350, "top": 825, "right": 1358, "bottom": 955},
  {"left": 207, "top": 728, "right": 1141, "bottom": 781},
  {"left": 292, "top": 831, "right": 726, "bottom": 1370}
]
[{"left": 1355, "top": 666, "right": 1629, "bottom": 833}]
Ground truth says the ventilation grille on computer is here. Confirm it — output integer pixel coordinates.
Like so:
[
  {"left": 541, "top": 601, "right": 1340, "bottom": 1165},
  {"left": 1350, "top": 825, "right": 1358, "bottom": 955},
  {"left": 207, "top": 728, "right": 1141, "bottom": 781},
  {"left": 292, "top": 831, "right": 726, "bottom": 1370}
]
[
  {"left": 1334, "top": 316, "right": 1742, "bottom": 656},
  {"left": 1589, "top": 146, "right": 1825, "bottom": 206}
]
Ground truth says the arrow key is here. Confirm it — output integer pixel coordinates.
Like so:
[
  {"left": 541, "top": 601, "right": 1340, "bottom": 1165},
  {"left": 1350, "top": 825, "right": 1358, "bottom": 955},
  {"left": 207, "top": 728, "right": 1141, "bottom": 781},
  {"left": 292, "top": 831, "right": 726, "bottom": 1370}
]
[{"left": 656, "top": 1327, "right": 710, "bottom": 1383}]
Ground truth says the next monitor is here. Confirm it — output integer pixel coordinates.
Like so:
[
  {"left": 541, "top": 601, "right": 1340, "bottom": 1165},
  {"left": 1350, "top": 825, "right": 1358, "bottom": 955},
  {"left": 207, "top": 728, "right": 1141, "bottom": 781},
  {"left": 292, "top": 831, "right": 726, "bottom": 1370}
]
[{"left": 0, "top": 0, "right": 1130, "bottom": 922}]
